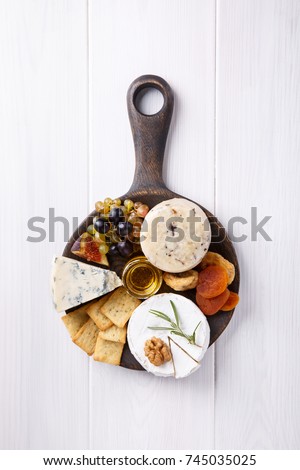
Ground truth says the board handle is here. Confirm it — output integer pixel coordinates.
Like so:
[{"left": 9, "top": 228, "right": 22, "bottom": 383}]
[{"left": 127, "top": 75, "right": 174, "bottom": 193}]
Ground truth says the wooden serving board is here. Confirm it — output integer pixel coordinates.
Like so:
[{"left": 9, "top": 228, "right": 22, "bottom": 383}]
[{"left": 63, "top": 75, "right": 240, "bottom": 370}]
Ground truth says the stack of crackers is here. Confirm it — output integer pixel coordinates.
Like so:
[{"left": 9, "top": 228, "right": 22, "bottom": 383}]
[{"left": 61, "top": 287, "right": 141, "bottom": 366}]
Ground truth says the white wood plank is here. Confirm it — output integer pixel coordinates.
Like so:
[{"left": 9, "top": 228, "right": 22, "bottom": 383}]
[
  {"left": 215, "top": 0, "right": 300, "bottom": 449},
  {"left": 89, "top": 0, "right": 216, "bottom": 449},
  {"left": 90, "top": 351, "right": 214, "bottom": 450},
  {"left": 0, "top": 0, "right": 89, "bottom": 449}
]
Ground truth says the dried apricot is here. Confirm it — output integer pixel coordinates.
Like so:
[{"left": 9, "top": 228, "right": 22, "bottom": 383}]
[
  {"left": 220, "top": 291, "right": 239, "bottom": 311},
  {"left": 197, "top": 265, "right": 229, "bottom": 299},
  {"left": 199, "top": 251, "right": 235, "bottom": 284},
  {"left": 196, "top": 289, "right": 230, "bottom": 316}
]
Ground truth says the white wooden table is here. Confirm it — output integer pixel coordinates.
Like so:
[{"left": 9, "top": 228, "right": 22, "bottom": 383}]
[{"left": 1, "top": 0, "right": 300, "bottom": 450}]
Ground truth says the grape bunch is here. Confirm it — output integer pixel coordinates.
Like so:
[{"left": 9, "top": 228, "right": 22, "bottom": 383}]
[{"left": 89, "top": 197, "right": 149, "bottom": 259}]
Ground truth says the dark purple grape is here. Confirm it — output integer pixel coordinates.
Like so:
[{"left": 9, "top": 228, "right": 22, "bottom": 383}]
[
  {"left": 108, "top": 243, "right": 119, "bottom": 256},
  {"left": 94, "top": 218, "right": 110, "bottom": 234},
  {"left": 117, "top": 221, "right": 133, "bottom": 237},
  {"left": 108, "top": 207, "right": 124, "bottom": 225},
  {"left": 117, "top": 240, "right": 133, "bottom": 257}
]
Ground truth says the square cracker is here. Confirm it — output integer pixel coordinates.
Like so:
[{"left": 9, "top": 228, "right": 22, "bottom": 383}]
[
  {"left": 86, "top": 294, "right": 113, "bottom": 331},
  {"left": 93, "top": 335, "right": 124, "bottom": 365},
  {"left": 98, "top": 324, "right": 127, "bottom": 344},
  {"left": 72, "top": 318, "right": 99, "bottom": 356},
  {"left": 100, "top": 287, "right": 141, "bottom": 328},
  {"left": 61, "top": 307, "right": 90, "bottom": 339}
]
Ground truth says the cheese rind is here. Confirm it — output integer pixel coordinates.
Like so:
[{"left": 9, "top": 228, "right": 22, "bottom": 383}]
[
  {"left": 51, "top": 256, "right": 122, "bottom": 312},
  {"left": 127, "top": 293, "right": 210, "bottom": 378},
  {"left": 140, "top": 198, "right": 211, "bottom": 273}
]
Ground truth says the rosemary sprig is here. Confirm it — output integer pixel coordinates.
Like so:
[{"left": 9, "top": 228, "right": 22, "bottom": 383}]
[{"left": 148, "top": 300, "right": 202, "bottom": 346}]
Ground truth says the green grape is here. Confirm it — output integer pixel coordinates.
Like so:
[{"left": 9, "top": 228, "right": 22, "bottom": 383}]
[
  {"left": 124, "top": 199, "right": 134, "bottom": 211},
  {"left": 98, "top": 243, "right": 109, "bottom": 255},
  {"left": 103, "top": 204, "right": 111, "bottom": 214},
  {"left": 95, "top": 201, "right": 104, "bottom": 212},
  {"left": 87, "top": 224, "right": 96, "bottom": 235},
  {"left": 94, "top": 232, "right": 106, "bottom": 242},
  {"left": 104, "top": 197, "right": 113, "bottom": 205},
  {"left": 113, "top": 198, "right": 122, "bottom": 206}
]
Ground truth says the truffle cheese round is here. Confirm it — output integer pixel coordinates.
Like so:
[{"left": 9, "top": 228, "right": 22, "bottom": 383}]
[{"left": 140, "top": 198, "right": 211, "bottom": 273}]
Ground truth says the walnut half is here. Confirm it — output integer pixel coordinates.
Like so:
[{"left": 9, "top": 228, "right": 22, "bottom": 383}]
[{"left": 144, "top": 337, "right": 172, "bottom": 366}]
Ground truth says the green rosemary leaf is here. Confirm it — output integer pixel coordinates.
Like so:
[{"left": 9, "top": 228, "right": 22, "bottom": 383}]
[
  {"left": 149, "top": 313, "right": 171, "bottom": 323},
  {"left": 149, "top": 311, "right": 167, "bottom": 319},
  {"left": 192, "top": 331, "right": 196, "bottom": 344},
  {"left": 192, "top": 321, "right": 201, "bottom": 344},
  {"left": 149, "top": 302, "right": 202, "bottom": 346},
  {"left": 149, "top": 309, "right": 172, "bottom": 322},
  {"left": 170, "top": 300, "right": 179, "bottom": 326},
  {"left": 148, "top": 326, "right": 174, "bottom": 331},
  {"left": 170, "top": 330, "right": 186, "bottom": 338},
  {"left": 149, "top": 309, "right": 166, "bottom": 315}
]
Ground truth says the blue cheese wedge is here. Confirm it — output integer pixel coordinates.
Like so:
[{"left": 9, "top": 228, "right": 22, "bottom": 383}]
[
  {"left": 127, "top": 293, "right": 210, "bottom": 378},
  {"left": 140, "top": 198, "right": 211, "bottom": 273},
  {"left": 51, "top": 256, "right": 122, "bottom": 312}
]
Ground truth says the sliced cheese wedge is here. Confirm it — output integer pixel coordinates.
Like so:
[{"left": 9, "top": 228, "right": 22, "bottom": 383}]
[
  {"left": 51, "top": 256, "right": 122, "bottom": 312},
  {"left": 168, "top": 337, "right": 201, "bottom": 379}
]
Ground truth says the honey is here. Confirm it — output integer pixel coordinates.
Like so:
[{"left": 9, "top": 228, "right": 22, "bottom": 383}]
[{"left": 122, "top": 256, "right": 163, "bottom": 299}]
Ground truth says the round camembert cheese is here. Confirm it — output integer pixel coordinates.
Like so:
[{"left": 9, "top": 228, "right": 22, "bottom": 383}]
[
  {"left": 140, "top": 198, "right": 211, "bottom": 273},
  {"left": 127, "top": 293, "right": 210, "bottom": 378}
]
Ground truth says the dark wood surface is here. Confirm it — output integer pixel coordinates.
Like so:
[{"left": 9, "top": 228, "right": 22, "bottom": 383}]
[{"left": 63, "top": 75, "right": 240, "bottom": 371}]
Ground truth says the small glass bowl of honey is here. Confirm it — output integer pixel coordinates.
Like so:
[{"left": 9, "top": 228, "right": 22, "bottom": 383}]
[{"left": 122, "top": 256, "right": 163, "bottom": 299}]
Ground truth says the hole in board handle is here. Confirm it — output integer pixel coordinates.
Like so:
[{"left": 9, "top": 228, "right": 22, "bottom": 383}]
[{"left": 134, "top": 86, "right": 164, "bottom": 116}]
